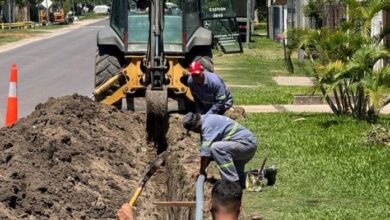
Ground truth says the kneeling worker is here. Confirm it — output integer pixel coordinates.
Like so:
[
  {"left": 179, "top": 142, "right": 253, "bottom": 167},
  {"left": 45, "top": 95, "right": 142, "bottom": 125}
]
[
  {"left": 183, "top": 112, "right": 256, "bottom": 187},
  {"left": 187, "top": 61, "right": 233, "bottom": 115}
]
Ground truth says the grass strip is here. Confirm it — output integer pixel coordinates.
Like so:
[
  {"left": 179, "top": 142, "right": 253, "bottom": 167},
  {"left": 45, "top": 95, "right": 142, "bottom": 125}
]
[
  {"left": 241, "top": 113, "right": 390, "bottom": 219},
  {"left": 214, "top": 36, "right": 315, "bottom": 104}
]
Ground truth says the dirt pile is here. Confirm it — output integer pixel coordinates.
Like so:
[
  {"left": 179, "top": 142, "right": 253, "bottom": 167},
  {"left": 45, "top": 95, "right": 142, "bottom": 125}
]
[{"left": 0, "top": 94, "right": 201, "bottom": 219}]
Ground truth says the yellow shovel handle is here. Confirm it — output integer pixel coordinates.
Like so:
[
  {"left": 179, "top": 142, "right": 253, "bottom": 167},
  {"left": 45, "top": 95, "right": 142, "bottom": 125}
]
[{"left": 129, "top": 187, "right": 143, "bottom": 206}]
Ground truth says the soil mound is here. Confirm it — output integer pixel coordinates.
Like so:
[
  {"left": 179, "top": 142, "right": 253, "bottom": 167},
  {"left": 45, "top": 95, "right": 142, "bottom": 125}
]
[{"left": 0, "top": 94, "right": 200, "bottom": 219}]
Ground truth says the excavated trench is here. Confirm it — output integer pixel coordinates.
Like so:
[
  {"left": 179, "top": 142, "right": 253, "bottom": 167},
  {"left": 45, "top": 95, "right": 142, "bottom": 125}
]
[{"left": 0, "top": 94, "right": 210, "bottom": 219}]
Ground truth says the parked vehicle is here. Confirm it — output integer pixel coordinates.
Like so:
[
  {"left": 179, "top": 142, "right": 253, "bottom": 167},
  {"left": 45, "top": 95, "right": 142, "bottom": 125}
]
[
  {"left": 93, "top": 5, "right": 110, "bottom": 14},
  {"left": 66, "top": 11, "right": 75, "bottom": 23}
]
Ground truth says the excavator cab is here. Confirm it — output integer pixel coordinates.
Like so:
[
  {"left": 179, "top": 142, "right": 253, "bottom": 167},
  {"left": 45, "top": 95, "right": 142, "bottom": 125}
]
[{"left": 95, "top": 0, "right": 214, "bottom": 146}]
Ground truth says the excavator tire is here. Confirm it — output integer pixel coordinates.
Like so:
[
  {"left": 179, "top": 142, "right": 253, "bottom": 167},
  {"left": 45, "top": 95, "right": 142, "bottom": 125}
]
[{"left": 94, "top": 47, "right": 122, "bottom": 102}]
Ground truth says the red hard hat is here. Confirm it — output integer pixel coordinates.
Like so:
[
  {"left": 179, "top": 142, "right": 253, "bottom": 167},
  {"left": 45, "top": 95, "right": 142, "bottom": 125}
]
[{"left": 188, "top": 61, "right": 204, "bottom": 75}]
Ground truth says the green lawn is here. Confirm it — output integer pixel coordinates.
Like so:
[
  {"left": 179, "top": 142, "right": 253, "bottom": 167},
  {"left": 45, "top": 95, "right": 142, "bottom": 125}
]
[
  {"left": 0, "top": 25, "right": 68, "bottom": 46},
  {"left": 0, "top": 35, "right": 22, "bottom": 46},
  {"left": 214, "top": 35, "right": 314, "bottom": 105},
  {"left": 240, "top": 113, "right": 390, "bottom": 219},
  {"left": 232, "top": 86, "right": 313, "bottom": 105},
  {"left": 213, "top": 23, "right": 390, "bottom": 219}
]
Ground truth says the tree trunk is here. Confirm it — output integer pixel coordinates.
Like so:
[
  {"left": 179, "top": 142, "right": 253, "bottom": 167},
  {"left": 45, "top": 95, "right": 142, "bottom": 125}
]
[
  {"left": 298, "top": 49, "right": 305, "bottom": 64},
  {"left": 3, "top": 0, "right": 12, "bottom": 23},
  {"left": 321, "top": 85, "right": 340, "bottom": 114},
  {"left": 358, "top": 88, "right": 366, "bottom": 119},
  {"left": 284, "top": 46, "right": 294, "bottom": 73},
  {"left": 286, "top": 55, "right": 294, "bottom": 73},
  {"left": 362, "top": 96, "right": 369, "bottom": 119},
  {"left": 352, "top": 90, "right": 357, "bottom": 107},
  {"left": 339, "top": 84, "right": 348, "bottom": 113},
  {"left": 12, "top": 1, "right": 15, "bottom": 22},
  {"left": 16, "top": 4, "right": 28, "bottom": 22},
  {"left": 355, "top": 87, "right": 364, "bottom": 118},
  {"left": 367, "top": 106, "right": 378, "bottom": 122},
  {"left": 24, "top": 4, "right": 30, "bottom": 21},
  {"left": 333, "top": 89, "right": 342, "bottom": 112},
  {"left": 383, "top": 95, "right": 390, "bottom": 107},
  {"left": 345, "top": 84, "right": 354, "bottom": 112}
]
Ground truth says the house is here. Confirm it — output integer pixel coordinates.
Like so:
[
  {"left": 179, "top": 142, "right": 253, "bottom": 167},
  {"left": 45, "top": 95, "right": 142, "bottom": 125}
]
[
  {"left": 372, "top": 10, "right": 390, "bottom": 69},
  {"left": 268, "top": 0, "right": 310, "bottom": 40},
  {"left": 267, "top": 0, "right": 287, "bottom": 40},
  {"left": 323, "top": 3, "right": 346, "bottom": 29}
]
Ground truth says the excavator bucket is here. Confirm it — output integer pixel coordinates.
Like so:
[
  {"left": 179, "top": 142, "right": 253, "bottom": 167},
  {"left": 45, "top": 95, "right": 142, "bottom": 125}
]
[{"left": 146, "top": 87, "right": 168, "bottom": 151}]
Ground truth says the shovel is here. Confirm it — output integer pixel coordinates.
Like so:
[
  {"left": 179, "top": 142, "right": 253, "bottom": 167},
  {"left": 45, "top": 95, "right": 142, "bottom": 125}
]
[{"left": 128, "top": 151, "right": 169, "bottom": 206}]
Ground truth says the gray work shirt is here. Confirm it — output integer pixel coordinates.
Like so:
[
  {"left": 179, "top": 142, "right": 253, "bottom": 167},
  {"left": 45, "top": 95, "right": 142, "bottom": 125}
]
[
  {"left": 200, "top": 114, "right": 257, "bottom": 157},
  {"left": 188, "top": 71, "right": 233, "bottom": 114}
]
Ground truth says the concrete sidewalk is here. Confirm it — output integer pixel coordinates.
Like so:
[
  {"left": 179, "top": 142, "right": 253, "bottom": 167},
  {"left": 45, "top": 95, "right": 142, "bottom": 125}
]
[
  {"left": 239, "top": 104, "right": 390, "bottom": 114},
  {"left": 273, "top": 76, "right": 314, "bottom": 86}
]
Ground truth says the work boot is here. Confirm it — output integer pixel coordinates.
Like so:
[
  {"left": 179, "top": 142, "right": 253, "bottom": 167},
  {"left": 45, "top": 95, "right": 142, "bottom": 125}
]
[{"left": 263, "top": 166, "right": 277, "bottom": 186}]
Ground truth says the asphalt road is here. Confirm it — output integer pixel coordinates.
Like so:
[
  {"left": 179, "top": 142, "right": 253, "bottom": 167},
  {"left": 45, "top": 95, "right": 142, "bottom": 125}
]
[{"left": 0, "top": 19, "right": 107, "bottom": 125}]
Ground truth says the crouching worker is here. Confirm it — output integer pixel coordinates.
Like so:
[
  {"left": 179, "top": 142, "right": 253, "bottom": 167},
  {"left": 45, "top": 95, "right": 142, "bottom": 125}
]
[
  {"left": 187, "top": 61, "right": 233, "bottom": 115},
  {"left": 210, "top": 179, "right": 243, "bottom": 220},
  {"left": 183, "top": 112, "right": 256, "bottom": 187}
]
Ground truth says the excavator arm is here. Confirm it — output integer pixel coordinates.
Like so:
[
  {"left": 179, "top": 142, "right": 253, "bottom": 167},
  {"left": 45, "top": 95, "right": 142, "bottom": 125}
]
[
  {"left": 142, "top": 0, "right": 169, "bottom": 148},
  {"left": 143, "top": 0, "right": 166, "bottom": 88}
]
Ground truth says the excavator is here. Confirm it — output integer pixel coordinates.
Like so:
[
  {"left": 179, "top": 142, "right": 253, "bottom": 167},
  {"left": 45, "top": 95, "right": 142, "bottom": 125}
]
[
  {"left": 39, "top": 3, "right": 72, "bottom": 25},
  {"left": 93, "top": 0, "right": 239, "bottom": 149}
]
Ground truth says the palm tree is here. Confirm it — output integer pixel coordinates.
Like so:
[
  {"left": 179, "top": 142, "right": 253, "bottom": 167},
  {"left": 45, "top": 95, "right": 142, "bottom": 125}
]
[
  {"left": 284, "top": 28, "right": 308, "bottom": 73},
  {"left": 291, "top": 0, "right": 390, "bottom": 121}
]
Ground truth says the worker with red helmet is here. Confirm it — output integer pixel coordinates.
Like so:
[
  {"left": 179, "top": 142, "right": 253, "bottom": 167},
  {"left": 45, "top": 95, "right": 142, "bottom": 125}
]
[{"left": 187, "top": 61, "right": 233, "bottom": 115}]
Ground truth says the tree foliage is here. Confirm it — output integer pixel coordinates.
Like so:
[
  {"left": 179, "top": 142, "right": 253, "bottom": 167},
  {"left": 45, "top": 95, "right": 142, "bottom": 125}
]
[{"left": 290, "top": 0, "right": 390, "bottom": 121}]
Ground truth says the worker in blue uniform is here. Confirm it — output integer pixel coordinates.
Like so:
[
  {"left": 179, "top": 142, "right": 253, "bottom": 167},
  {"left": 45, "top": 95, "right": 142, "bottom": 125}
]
[
  {"left": 187, "top": 61, "right": 233, "bottom": 115},
  {"left": 183, "top": 112, "right": 257, "bottom": 187}
]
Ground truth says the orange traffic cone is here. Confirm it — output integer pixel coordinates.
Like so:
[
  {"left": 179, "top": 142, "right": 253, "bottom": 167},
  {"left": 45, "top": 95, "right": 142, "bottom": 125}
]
[{"left": 5, "top": 64, "right": 18, "bottom": 126}]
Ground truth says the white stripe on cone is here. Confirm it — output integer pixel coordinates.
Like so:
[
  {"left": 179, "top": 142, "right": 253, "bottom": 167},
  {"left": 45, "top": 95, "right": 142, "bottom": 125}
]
[{"left": 8, "top": 82, "right": 17, "bottom": 98}]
